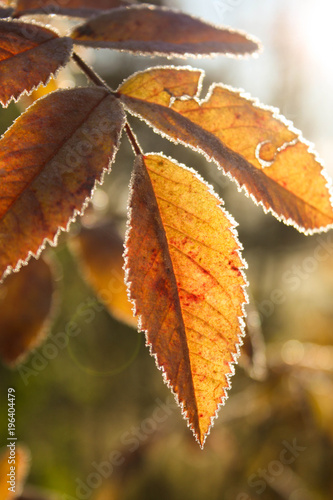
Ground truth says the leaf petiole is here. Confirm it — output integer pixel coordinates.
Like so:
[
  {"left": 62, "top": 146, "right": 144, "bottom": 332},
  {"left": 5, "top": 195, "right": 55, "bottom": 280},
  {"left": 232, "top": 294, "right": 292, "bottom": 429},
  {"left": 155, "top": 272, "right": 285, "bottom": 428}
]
[{"left": 72, "top": 51, "right": 113, "bottom": 91}]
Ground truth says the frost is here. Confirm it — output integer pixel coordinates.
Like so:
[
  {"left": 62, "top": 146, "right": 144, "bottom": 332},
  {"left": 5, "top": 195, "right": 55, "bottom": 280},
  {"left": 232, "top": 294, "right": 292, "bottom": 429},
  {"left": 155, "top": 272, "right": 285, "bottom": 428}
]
[
  {"left": 124, "top": 153, "right": 248, "bottom": 447},
  {"left": 118, "top": 66, "right": 333, "bottom": 235},
  {"left": 71, "top": 4, "right": 261, "bottom": 58},
  {"left": 0, "top": 19, "right": 73, "bottom": 107},
  {"left": 255, "top": 138, "right": 299, "bottom": 168}
]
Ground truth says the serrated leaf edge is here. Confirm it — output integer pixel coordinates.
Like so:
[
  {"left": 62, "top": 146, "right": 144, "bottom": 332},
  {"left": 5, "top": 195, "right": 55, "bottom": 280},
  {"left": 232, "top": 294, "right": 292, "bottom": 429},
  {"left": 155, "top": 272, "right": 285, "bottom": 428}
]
[
  {"left": 0, "top": 88, "right": 126, "bottom": 283},
  {"left": 0, "top": 18, "right": 73, "bottom": 108},
  {"left": 118, "top": 65, "right": 333, "bottom": 235},
  {"left": 71, "top": 3, "right": 261, "bottom": 59},
  {"left": 123, "top": 152, "right": 248, "bottom": 448}
]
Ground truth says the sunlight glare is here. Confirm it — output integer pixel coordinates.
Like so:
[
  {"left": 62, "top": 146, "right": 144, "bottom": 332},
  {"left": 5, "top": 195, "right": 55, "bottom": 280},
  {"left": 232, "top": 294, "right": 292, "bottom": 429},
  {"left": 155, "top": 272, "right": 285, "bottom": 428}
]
[{"left": 298, "top": 2, "right": 333, "bottom": 77}]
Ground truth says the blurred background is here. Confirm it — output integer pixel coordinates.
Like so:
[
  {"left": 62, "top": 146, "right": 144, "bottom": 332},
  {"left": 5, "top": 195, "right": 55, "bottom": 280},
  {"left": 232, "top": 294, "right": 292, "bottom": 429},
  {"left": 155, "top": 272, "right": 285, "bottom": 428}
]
[{"left": 1, "top": 0, "right": 333, "bottom": 499}]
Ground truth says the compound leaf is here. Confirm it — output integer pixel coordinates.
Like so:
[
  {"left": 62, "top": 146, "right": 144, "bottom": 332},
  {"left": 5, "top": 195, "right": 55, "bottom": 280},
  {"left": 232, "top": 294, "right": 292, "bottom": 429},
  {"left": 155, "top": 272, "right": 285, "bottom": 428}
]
[
  {"left": 0, "top": 257, "right": 55, "bottom": 366},
  {"left": 71, "top": 4, "right": 259, "bottom": 57},
  {"left": 0, "top": 87, "right": 125, "bottom": 282},
  {"left": 118, "top": 67, "right": 333, "bottom": 233},
  {"left": 125, "top": 154, "right": 247, "bottom": 446},
  {"left": 14, "top": 0, "right": 131, "bottom": 18},
  {"left": 0, "top": 20, "right": 73, "bottom": 107},
  {"left": 71, "top": 221, "right": 137, "bottom": 327}
]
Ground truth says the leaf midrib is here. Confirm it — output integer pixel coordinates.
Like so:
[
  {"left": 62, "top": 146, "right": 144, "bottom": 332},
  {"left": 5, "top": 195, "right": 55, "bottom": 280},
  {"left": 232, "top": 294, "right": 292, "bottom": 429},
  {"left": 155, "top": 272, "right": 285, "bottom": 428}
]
[
  {"left": 0, "top": 91, "right": 110, "bottom": 225},
  {"left": 122, "top": 95, "right": 333, "bottom": 225},
  {"left": 141, "top": 156, "right": 201, "bottom": 442}
]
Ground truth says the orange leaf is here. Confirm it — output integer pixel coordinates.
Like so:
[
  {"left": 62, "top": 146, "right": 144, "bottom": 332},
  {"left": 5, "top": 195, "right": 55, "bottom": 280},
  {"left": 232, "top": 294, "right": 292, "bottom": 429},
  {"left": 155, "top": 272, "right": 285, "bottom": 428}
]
[
  {"left": 0, "top": 257, "right": 55, "bottom": 366},
  {"left": 0, "top": 88, "right": 125, "bottom": 282},
  {"left": 0, "top": 445, "right": 30, "bottom": 499},
  {"left": 71, "top": 221, "right": 137, "bottom": 327},
  {"left": 125, "top": 154, "right": 247, "bottom": 446},
  {"left": 118, "top": 67, "right": 333, "bottom": 233},
  {"left": 14, "top": 0, "right": 131, "bottom": 18},
  {"left": 0, "top": 20, "right": 73, "bottom": 107},
  {"left": 71, "top": 5, "right": 259, "bottom": 57}
]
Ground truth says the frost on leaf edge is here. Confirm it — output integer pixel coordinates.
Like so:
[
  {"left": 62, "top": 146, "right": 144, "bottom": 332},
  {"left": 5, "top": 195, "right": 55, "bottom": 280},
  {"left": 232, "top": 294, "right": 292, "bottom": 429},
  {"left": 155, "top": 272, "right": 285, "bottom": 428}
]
[
  {"left": 118, "top": 65, "right": 333, "bottom": 236},
  {"left": 0, "top": 19, "right": 73, "bottom": 108},
  {"left": 123, "top": 152, "right": 249, "bottom": 448},
  {"left": 71, "top": 3, "right": 261, "bottom": 59},
  {"left": 0, "top": 88, "right": 126, "bottom": 283}
]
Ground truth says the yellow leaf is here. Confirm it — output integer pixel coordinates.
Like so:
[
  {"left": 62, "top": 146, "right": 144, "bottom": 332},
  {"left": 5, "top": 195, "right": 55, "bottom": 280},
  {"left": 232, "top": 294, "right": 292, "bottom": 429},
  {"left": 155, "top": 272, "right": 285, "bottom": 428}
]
[
  {"left": 118, "top": 67, "right": 333, "bottom": 233},
  {"left": 125, "top": 154, "right": 247, "bottom": 446}
]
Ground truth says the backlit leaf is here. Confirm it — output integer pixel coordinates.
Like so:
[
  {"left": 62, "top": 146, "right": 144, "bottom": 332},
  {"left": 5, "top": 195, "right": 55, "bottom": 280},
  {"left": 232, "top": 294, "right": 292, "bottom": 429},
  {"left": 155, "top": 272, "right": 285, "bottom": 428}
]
[
  {"left": 0, "top": 20, "right": 73, "bottom": 107},
  {"left": 0, "top": 87, "right": 125, "bottom": 282},
  {"left": 125, "top": 154, "right": 247, "bottom": 446},
  {"left": 71, "top": 221, "right": 137, "bottom": 327},
  {"left": 0, "top": 445, "right": 30, "bottom": 499},
  {"left": 71, "top": 4, "right": 259, "bottom": 57},
  {"left": 0, "top": 257, "right": 55, "bottom": 366},
  {"left": 15, "top": 0, "right": 131, "bottom": 18},
  {"left": 16, "top": 76, "right": 59, "bottom": 111},
  {"left": 118, "top": 67, "right": 333, "bottom": 233}
]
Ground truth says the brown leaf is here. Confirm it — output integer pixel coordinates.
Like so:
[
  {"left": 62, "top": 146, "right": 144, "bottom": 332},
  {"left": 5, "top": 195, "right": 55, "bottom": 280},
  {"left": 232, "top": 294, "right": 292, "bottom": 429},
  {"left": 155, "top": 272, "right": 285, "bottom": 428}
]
[
  {"left": 0, "top": 257, "right": 55, "bottom": 366},
  {"left": 14, "top": 0, "right": 132, "bottom": 18},
  {"left": 0, "top": 445, "right": 30, "bottom": 499},
  {"left": 0, "top": 20, "right": 73, "bottom": 107},
  {"left": 125, "top": 154, "right": 247, "bottom": 446},
  {"left": 118, "top": 67, "right": 333, "bottom": 233},
  {"left": 0, "top": 87, "right": 125, "bottom": 282},
  {"left": 71, "top": 221, "right": 137, "bottom": 327},
  {"left": 71, "top": 4, "right": 259, "bottom": 57}
]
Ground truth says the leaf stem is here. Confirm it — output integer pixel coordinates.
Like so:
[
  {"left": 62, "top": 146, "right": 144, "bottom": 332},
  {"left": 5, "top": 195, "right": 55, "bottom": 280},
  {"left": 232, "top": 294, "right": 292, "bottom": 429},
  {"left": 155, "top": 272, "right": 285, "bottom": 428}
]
[
  {"left": 72, "top": 52, "right": 114, "bottom": 92},
  {"left": 125, "top": 122, "right": 143, "bottom": 156},
  {"left": 72, "top": 52, "right": 142, "bottom": 155}
]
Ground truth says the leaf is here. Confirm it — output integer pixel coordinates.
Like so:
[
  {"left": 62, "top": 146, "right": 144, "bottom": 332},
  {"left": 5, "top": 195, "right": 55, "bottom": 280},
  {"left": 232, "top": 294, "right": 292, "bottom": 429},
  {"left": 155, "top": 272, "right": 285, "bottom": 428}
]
[
  {"left": 118, "top": 67, "right": 333, "bottom": 233},
  {"left": 71, "top": 4, "right": 259, "bottom": 57},
  {"left": 125, "top": 154, "right": 247, "bottom": 446},
  {"left": 0, "top": 257, "right": 55, "bottom": 366},
  {"left": 14, "top": 0, "right": 131, "bottom": 18},
  {"left": 0, "top": 20, "right": 73, "bottom": 107},
  {"left": 0, "top": 87, "right": 125, "bottom": 282},
  {"left": 70, "top": 221, "right": 137, "bottom": 327},
  {"left": 0, "top": 445, "right": 30, "bottom": 499},
  {"left": 16, "top": 75, "right": 59, "bottom": 111}
]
